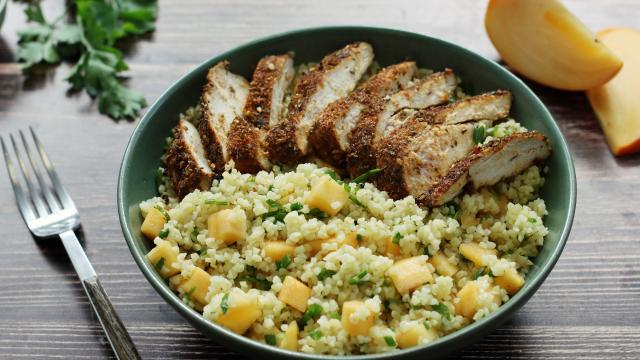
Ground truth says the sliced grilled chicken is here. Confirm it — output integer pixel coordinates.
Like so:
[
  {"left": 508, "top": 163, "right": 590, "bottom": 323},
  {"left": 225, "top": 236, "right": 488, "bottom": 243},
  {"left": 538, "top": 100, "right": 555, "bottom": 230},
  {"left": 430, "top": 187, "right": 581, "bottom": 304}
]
[
  {"left": 308, "top": 61, "right": 417, "bottom": 168},
  {"left": 227, "top": 54, "right": 295, "bottom": 173},
  {"left": 375, "top": 120, "right": 492, "bottom": 200},
  {"left": 198, "top": 61, "right": 250, "bottom": 174},
  {"left": 166, "top": 119, "right": 215, "bottom": 199},
  {"left": 420, "top": 131, "right": 551, "bottom": 207},
  {"left": 346, "top": 69, "right": 458, "bottom": 176},
  {"left": 266, "top": 42, "right": 374, "bottom": 165}
]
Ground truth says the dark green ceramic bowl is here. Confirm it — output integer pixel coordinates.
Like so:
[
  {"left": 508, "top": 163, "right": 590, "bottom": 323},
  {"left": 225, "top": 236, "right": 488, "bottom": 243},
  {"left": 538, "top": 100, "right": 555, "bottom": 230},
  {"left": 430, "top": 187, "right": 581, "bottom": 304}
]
[{"left": 118, "top": 26, "right": 576, "bottom": 359}]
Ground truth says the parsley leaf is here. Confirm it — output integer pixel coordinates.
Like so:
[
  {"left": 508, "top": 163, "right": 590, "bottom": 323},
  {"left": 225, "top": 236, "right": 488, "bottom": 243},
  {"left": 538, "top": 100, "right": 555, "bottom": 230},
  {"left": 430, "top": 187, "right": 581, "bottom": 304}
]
[
  {"left": 309, "top": 329, "right": 323, "bottom": 340},
  {"left": 306, "top": 208, "right": 327, "bottom": 219},
  {"left": 317, "top": 268, "right": 337, "bottom": 281},
  {"left": 276, "top": 255, "right": 291, "bottom": 270},
  {"left": 220, "top": 293, "right": 230, "bottom": 314},
  {"left": 392, "top": 232, "right": 403, "bottom": 245},
  {"left": 238, "top": 275, "right": 272, "bottom": 290},
  {"left": 289, "top": 202, "right": 303, "bottom": 211},
  {"left": 158, "top": 228, "right": 169, "bottom": 239},
  {"left": 348, "top": 269, "right": 369, "bottom": 285},
  {"left": 264, "top": 334, "right": 276, "bottom": 346},
  {"left": 16, "top": 0, "right": 157, "bottom": 120},
  {"left": 432, "top": 303, "right": 452, "bottom": 320}
]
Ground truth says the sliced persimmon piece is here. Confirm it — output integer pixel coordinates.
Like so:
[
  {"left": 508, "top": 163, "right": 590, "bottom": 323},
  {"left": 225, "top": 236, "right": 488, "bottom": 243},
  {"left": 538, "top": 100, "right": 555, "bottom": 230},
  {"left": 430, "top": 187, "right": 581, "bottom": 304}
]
[
  {"left": 485, "top": 0, "right": 623, "bottom": 90},
  {"left": 586, "top": 28, "right": 640, "bottom": 156}
]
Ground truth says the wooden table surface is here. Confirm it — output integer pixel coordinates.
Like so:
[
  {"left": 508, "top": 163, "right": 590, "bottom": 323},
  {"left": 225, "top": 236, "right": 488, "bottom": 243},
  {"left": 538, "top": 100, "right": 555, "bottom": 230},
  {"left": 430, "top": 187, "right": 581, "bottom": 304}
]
[{"left": 1, "top": 1, "right": 639, "bottom": 359}]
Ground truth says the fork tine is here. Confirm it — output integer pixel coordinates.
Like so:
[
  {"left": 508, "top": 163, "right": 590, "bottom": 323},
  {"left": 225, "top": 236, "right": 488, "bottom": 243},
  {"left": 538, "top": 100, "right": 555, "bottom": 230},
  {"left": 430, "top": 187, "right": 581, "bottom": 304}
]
[
  {"left": 1, "top": 136, "right": 37, "bottom": 222},
  {"left": 29, "top": 127, "right": 76, "bottom": 210},
  {"left": 10, "top": 133, "right": 49, "bottom": 216},
  {"left": 20, "top": 130, "right": 62, "bottom": 213}
]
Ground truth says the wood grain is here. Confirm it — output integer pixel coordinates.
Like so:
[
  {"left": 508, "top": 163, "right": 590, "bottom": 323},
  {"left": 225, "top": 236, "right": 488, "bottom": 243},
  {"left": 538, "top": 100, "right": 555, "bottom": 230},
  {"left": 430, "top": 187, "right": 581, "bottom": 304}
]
[{"left": 1, "top": 0, "right": 639, "bottom": 359}]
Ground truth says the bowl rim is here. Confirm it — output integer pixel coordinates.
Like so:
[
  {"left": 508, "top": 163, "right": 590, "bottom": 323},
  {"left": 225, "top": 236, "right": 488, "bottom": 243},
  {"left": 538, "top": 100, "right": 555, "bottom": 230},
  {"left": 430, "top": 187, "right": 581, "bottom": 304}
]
[{"left": 118, "top": 25, "right": 576, "bottom": 359}]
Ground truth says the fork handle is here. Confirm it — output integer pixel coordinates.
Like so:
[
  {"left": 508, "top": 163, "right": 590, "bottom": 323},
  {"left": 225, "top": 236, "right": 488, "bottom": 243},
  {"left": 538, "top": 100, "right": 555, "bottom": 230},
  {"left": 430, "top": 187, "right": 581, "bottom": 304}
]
[{"left": 60, "top": 230, "right": 141, "bottom": 360}]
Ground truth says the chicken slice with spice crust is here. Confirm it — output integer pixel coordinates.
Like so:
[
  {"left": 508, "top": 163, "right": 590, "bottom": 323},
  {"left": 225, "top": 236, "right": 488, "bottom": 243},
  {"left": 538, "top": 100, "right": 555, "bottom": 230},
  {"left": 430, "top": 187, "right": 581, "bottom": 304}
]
[
  {"left": 227, "top": 54, "right": 295, "bottom": 173},
  {"left": 266, "top": 42, "right": 374, "bottom": 165},
  {"left": 198, "top": 61, "right": 250, "bottom": 174},
  {"left": 166, "top": 119, "right": 214, "bottom": 199}
]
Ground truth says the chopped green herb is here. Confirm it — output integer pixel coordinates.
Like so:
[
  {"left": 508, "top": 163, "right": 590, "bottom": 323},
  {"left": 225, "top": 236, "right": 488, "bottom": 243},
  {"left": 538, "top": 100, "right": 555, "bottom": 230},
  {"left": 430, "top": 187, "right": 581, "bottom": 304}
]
[
  {"left": 528, "top": 217, "right": 537, "bottom": 223},
  {"left": 154, "top": 257, "right": 165, "bottom": 270},
  {"left": 423, "top": 247, "right": 431, "bottom": 256},
  {"left": 190, "top": 228, "right": 198, "bottom": 242},
  {"left": 290, "top": 202, "right": 303, "bottom": 211},
  {"left": 300, "top": 304, "right": 323, "bottom": 326},
  {"left": 323, "top": 168, "right": 339, "bottom": 181},
  {"left": 154, "top": 205, "right": 170, "bottom": 221},
  {"left": 348, "top": 269, "right": 369, "bottom": 285},
  {"left": 309, "top": 329, "right": 323, "bottom": 340},
  {"left": 356, "top": 234, "right": 363, "bottom": 242},
  {"left": 205, "top": 199, "right": 229, "bottom": 205},
  {"left": 445, "top": 203, "right": 460, "bottom": 220},
  {"left": 220, "top": 293, "right": 230, "bottom": 314},
  {"left": 197, "top": 248, "right": 207, "bottom": 256},
  {"left": 423, "top": 321, "right": 430, "bottom": 330},
  {"left": 392, "top": 232, "right": 403, "bottom": 245},
  {"left": 158, "top": 228, "right": 169, "bottom": 239},
  {"left": 432, "top": 303, "right": 451, "bottom": 320},
  {"left": 238, "top": 275, "right": 272, "bottom": 290},
  {"left": 247, "top": 175, "right": 255, "bottom": 182},
  {"left": 329, "top": 311, "right": 341, "bottom": 320},
  {"left": 473, "top": 125, "right": 486, "bottom": 144},
  {"left": 307, "top": 208, "right": 327, "bottom": 219},
  {"left": 246, "top": 265, "right": 256, "bottom": 273},
  {"left": 264, "top": 334, "right": 276, "bottom": 346},
  {"left": 352, "top": 168, "right": 382, "bottom": 184},
  {"left": 383, "top": 336, "right": 396, "bottom": 347},
  {"left": 267, "top": 185, "right": 274, "bottom": 192},
  {"left": 473, "top": 268, "right": 486, "bottom": 280},
  {"left": 266, "top": 199, "right": 282, "bottom": 208},
  {"left": 276, "top": 255, "right": 291, "bottom": 270},
  {"left": 318, "top": 268, "right": 337, "bottom": 281},
  {"left": 349, "top": 193, "right": 365, "bottom": 207}
]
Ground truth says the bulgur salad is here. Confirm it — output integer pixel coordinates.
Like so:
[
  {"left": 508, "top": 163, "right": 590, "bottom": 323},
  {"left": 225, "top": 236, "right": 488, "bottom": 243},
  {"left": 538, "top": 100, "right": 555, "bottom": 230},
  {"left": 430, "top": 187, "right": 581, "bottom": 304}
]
[{"left": 138, "top": 42, "right": 552, "bottom": 355}]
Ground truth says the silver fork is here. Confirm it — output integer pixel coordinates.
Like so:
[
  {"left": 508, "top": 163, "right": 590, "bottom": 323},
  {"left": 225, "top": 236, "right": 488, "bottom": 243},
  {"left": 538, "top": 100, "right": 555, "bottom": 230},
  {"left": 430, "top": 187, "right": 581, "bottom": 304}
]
[{"left": 1, "top": 128, "right": 141, "bottom": 360}]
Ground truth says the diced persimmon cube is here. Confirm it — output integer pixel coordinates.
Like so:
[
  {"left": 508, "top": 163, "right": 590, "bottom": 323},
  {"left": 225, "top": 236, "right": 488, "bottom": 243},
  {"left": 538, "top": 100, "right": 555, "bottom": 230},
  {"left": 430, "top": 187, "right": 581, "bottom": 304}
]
[
  {"left": 494, "top": 268, "right": 525, "bottom": 295},
  {"left": 396, "top": 322, "right": 438, "bottom": 349},
  {"left": 179, "top": 267, "right": 211, "bottom": 305},
  {"left": 455, "top": 281, "right": 480, "bottom": 319},
  {"left": 341, "top": 300, "right": 375, "bottom": 336},
  {"left": 208, "top": 208, "right": 247, "bottom": 245},
  {"left": 265, "top": 241, "right": 295, "bottom": 262},
  {"left": 278, "top": 276, "right": 310, "bottom": 312},
  {"left": 216, "top": 291, "right": 262, "bottom": 334},
  {"left": 387, "top": 256, "right": 433, "bottom": 294},
  {"left": 306, "top": 238, "right": 324, "bottom": 255},
  {"left": 428, "top": 252, "right": 458, "bottom": 277},
  {"left": 459, "top": 243, "right": 497, "bottom": 267},
  {"left": 385, "top": 236, "right": 401, "bottom": 258},
  {"left": 279, "top": 321, "right": 298, "bottom": 351},
  {"left": 141, "top": 207, "right": 167, "bottom": 239},
  {"left": 306, "top": 176, "right": 348, "bottom": 216},
  {"left": 328, "top": 232, "right": 358, "bottom": 248},
  {"left": 146, "top": 240, "right": 180, "bottom": 278}
]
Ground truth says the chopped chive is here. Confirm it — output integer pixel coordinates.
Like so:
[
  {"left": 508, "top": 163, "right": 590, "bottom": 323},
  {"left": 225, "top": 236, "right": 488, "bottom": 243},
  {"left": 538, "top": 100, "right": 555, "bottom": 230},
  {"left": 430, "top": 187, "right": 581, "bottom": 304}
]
[
  {"left": 264, "top": 334, "right": 277, "bottom": 346},
  {"left": 318, "top": 268, "right": 337, "bottom": 281},
  {"left": 352, "top": 168, "right": 382, "bottom": 184},
  {"left": 473, "top": 125, "right": 486, "bottom": 144},
  {"left": 432, "top": 303, "right": 451, "bottom": 320},
  {"left": 300, "top": 303, "right": 323, "bottom": 326},
  {"left": 221, "top": 293, "right": 230, "bottom": 314},
  {"left": 276, "top": 255, "right": 291, "bottom": 270},
  {"left": 306, "top": 208, "right": 327, "bottom": 219},
  {"left": 154, "top": 205, "right": 170, "bottom": 221},
  {"left": 247, "top": 175, "right": 255, "bottom": 182},
  {"left": 383, "top": 336, "right": 396, "bottom": 347},
  {"left": 158, "top": 228, "right": 169, "bottom": 239},
  {"left": 473, "top": 267, "right": 486, "bottom": 280},
  {"left": 309, "top": 329, "right": 323, "bottom": 340},
  {"left": 266, "top": 199, "right": 282, "bottom": 208},
  {"left": 348, "top": 269, "right": 369, "bottom": 285},
  {"left": 323, "top": 168, "right": 339, "bottom": 181},
  {"left": 205, "top": 199, "right": 229, "bottom": 205},
  {"left": 392, "top": 232, "right": 403, "bottom": 245},
  {"left": 290, "top": 202, "right": 303, "bottom": 211},
  {"left": 528, "top": 217, "right": 537, "bottom": 223},
  {"left": 423, "top": 321, "right": 430, "bottom": 330},
  {"left": 154, "top": 257, "right": 165, "bottom": 270},
  {"left": 238, "top": 275, "right": 272, "bottom": 290},
  {"left": 190, "top": 228, "right": 198, "bottom": 242},
  {"left": 329, "top": 311, "right": 341, "bottom": 320},
  {"left": 267, "top": 185, "right": 274, "bottom": 192}
]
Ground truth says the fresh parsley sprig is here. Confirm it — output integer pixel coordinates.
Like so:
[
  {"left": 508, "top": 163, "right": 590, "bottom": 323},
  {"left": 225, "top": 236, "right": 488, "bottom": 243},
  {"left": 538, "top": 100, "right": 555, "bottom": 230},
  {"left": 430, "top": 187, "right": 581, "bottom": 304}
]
[{"left": 16, "top": 0, "right": 158, "bottom": 120}]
